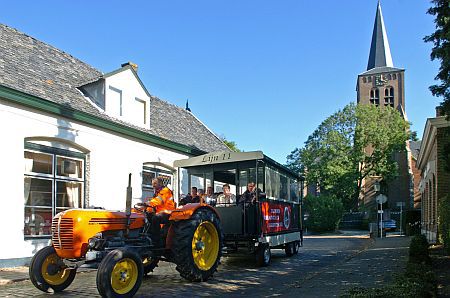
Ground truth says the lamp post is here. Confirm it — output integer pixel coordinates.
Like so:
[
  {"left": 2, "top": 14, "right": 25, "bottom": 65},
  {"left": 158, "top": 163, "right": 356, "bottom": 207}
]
[{"left": 374, "top": 180, "right": 387, "bottom": 239}]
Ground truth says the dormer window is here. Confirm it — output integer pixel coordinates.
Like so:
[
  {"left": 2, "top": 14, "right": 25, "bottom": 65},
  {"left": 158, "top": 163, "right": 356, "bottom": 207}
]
[
  {"left": 80, "top": 63, "right": 151, "bottom": 129},
  {"left": 370, "top": 88, "right": 379, "bottom": 106},
  {"left": 135, "top": 97, "right": 147, "bottom": 125},
  {"left": 107, "top": 86, "right": 123, "bottom": 117}
]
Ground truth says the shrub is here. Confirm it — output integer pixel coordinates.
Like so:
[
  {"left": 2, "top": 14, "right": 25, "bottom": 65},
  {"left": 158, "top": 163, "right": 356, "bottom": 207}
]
[
  {"left": 303, "top": 194, "right": 344, "bottom": 233},
  {"left": 409, "top": 234, "right": 431, "bottom": 265}
]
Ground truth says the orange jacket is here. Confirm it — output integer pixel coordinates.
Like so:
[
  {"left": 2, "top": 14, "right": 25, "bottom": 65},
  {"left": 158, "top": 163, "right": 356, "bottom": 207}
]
[{"left": 148, "top": 187, "right": 175, "bottom": 213}]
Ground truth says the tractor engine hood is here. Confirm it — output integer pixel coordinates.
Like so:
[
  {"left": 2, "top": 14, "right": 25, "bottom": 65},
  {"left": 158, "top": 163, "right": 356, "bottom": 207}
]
[{"left": 52, "top": 209, "right": 145, "bottom": 259}]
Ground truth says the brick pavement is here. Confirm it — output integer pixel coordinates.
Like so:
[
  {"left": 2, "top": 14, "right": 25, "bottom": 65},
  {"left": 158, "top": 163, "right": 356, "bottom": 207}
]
[
  {"left": 281, "top": 235, "right": 411, "bottom": 297},
  {"left": 0, "top": 234, "right": 410, "bottom": 297}
]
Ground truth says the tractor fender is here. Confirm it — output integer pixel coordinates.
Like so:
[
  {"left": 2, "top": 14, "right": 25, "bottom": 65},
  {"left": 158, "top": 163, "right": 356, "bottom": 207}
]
[{"left": 169, "top": 203, "right": 219, "bottom": 221}]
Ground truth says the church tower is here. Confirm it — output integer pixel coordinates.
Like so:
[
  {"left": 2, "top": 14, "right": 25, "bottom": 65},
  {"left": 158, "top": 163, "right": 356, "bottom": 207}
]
[
  {"left": 357, "top": 1, "right": 405, "bottom": 114},
  {"left": 356, "top": 1, "right": 411, "bottom": 214}
]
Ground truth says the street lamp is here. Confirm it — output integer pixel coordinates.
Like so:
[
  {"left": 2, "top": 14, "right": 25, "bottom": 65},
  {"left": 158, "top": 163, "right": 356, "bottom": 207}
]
[
  {"left": 373, "top": 180, "right": 380, "bottom": 192},
  {"left": 374, "top": 180, "right": 387, "bottom": 238}
]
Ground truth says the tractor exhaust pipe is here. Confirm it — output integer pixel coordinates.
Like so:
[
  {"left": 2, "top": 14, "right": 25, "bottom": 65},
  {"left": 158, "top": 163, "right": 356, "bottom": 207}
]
[{"left": 125, "top": 173, "right": 132, "bottom": 236}]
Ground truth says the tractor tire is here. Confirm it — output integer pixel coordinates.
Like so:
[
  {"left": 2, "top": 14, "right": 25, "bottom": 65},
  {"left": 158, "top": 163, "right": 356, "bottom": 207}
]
[
  {"left": 255, "top": 243, "right": 271, "bottom": 267},
  {"left": 284, "top": 242, "right": 295, "bottom": 257},
  {"left": 29, "top": 246, "right": 76, "bottom": 293},
  {"left": 172, "top": 208, "right": 223, "bottom": 282},
  {"left": 143, "top": 257, "right": 159, "bottom": 275},
  {"left": 96, "top": 248, "right": 143, "bottom": 298}
]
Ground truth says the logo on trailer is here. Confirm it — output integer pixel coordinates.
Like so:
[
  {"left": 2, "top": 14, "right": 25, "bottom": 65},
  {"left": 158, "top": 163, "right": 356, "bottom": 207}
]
[{"left": 283, "top": 206, "right": 290, "bottom": 229}]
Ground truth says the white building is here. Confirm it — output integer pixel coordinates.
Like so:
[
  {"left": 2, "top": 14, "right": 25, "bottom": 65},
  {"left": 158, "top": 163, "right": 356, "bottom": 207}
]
[{"left": 0, "top": 24, "right": 229, "bottom": 266}]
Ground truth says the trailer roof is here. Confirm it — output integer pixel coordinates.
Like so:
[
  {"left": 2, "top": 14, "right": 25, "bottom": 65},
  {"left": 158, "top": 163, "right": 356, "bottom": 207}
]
[{"left": 173, "top": 150, "right": 302, "bottom": 179}]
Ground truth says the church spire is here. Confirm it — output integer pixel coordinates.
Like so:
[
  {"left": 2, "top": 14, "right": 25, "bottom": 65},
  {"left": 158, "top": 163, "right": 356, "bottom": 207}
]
[{"left": 367, "top": 1, "right": 394, "bottom": 70}]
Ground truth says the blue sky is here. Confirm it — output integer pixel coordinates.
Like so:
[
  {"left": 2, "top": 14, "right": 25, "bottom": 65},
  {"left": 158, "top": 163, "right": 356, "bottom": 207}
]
[{"left": 0, "top": 1, "right": 440, "bottom": 163}]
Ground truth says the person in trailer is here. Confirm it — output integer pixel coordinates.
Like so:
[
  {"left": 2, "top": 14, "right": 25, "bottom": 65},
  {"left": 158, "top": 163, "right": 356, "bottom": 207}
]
[{"left": 216, "top": 184, "right": 236, "bottom": 206}]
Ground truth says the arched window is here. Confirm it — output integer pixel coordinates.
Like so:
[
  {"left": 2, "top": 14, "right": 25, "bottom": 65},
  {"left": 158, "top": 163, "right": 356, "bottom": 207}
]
[
  {"left": 370, "top": 88, "right": 379, "bottom": 105},
  {"left": 24, "top": 140, "right": 86, "bottom": 238},
  {"left": 384, "top": 86, "right": 394, "bottom": 107},
  {"left": 362, "top": 77, "right": 367, "bottom": 83}
]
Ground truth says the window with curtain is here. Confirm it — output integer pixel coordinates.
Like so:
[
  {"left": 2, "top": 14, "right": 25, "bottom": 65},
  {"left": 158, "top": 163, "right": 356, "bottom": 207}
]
[{"left": 24, "top": 143, "right": 85, "bottom": 238}]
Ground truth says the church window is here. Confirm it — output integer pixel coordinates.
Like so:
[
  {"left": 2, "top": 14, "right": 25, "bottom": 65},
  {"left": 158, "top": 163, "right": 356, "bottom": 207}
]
[
  {"left": 363, "top": 77, "right": 367, "bottom": 83},
  {"left": 370, "top": 88, "right": 379, "bottom": 105},
  {"left": 367, "top": 76, "right": 372, "bottom": 83},
  {"left": 384, "top": 86, "right": 394, "bottom": 107},
  {"left": 386, "top": 74, "right": 391, "bottom": 80},
  {"left": 392, "top": 73, "right": 397, "bottom": 80}
]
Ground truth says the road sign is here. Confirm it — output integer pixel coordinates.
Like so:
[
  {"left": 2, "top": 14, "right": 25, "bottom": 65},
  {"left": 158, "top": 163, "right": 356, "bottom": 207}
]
[{"left": 376, "top": 194, "right": 387, "bottom": 204}]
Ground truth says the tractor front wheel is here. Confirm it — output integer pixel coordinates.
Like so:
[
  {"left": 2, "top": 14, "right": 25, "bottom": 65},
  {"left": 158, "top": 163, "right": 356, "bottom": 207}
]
[
  {"left": 96, "top": 248, "right": 143, "bottom": 298},
  {"left": 172, "top": 208, "right": 223, "bottom": 281},
  {"left": 29, "top": 246, "right": 76, "bottom": 293}
]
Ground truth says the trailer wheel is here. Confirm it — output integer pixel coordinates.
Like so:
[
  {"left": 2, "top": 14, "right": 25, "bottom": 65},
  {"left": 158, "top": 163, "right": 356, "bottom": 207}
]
[
  {"left": 172, "top": 208, "right": 223, "bottom": 281},
  {"left": 284, "top": 242, "right": 295, "bottom": 257},
  {"left": 143, "top": 257, "right": 159, "bottom": 275},
  {"left": 293, "top": 241, "right": 300, "bottom": 254},
  {"left": 256, "top": 243, "right": 271, "bottom": 266},
  {"left": 29, "top": 246, "right": 76, "bottom": 293},
  {"left": 96, "top": 248, "right": 143, "bottom": 298}
]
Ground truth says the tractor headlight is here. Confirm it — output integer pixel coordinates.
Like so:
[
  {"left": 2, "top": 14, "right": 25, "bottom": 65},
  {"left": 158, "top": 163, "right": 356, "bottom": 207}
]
[{"left": 88, "top": 237, "right": 98, "bottom": 249}]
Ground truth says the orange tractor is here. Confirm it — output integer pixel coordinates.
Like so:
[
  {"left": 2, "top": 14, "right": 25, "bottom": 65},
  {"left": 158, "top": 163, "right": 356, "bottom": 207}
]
[{"left": 29, "top": 175, "right": 223, "bottom": 297}]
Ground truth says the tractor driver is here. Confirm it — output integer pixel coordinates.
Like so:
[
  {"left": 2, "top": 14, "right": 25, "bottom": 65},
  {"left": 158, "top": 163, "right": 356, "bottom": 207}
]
[{"left": 147, "top": 177, "right": 175, "bottom": 248}]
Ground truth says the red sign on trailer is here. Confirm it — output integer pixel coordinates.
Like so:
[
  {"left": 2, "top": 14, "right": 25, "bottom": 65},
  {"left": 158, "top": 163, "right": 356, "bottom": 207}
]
[{"left": 261, "top": 202, "right": 292, "bottom": 233}]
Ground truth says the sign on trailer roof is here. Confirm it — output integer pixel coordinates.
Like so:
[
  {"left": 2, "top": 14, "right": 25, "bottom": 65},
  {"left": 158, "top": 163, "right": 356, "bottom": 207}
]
[{"left": 174, "top": 151, "right": 264, "bottom": 168}]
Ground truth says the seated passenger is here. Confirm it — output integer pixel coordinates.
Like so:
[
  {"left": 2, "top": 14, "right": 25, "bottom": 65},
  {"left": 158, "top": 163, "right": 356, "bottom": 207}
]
[
  {"left": 238, "top": 182, "right": 260, "bottom": 205},
  {"left": 179, "top": 186, "right": 200, "bottom": 205},
  {"left": 205, "top": 186, "right": 217, "bottom": 206},
  {"left": 216, "top": 184, "right": 236, "bottom": 206}
]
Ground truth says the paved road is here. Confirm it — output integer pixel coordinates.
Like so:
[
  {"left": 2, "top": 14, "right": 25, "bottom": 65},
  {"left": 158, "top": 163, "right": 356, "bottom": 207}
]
[{"left": 0, "top": 234, "right": 374, "bottom": 297}]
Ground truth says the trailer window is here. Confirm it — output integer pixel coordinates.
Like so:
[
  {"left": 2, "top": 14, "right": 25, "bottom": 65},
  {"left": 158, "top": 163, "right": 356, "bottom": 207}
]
[{"left": 290, "top": 180, "right": 299, "bottom": 203}]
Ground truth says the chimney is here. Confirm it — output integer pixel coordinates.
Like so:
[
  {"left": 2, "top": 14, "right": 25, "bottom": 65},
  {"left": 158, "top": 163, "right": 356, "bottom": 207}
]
[
  {"left": 436, "top": 106, "right": 443, "bottom": 117},
  {"left": 121, "top": 61, "right": 138, "bottom": 72}
]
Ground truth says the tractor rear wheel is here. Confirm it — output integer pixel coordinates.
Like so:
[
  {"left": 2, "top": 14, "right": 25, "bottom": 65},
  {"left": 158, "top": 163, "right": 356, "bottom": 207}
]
[
  {"left": 172, "top": 208, "right": 223, "bottom": 281},
  {"left": 96, "top": 248, "right": 143, "bottom": 298},
  {"left": 29, "top": 246, "right": 76, "bottom": 293}
]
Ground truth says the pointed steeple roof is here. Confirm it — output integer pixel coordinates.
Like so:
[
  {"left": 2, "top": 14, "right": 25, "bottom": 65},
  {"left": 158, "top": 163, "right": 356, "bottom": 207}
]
[{"left": 367, "top": 1, "right": 394, "bottom": 70}]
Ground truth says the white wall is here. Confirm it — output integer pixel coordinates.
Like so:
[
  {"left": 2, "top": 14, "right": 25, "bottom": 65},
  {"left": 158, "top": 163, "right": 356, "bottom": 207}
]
[
  {"left": 104, "top": 69, "right": 150, "bottom": 129},
  {"left": 0, "top": 99, "right": 188, "bottom": 261}
]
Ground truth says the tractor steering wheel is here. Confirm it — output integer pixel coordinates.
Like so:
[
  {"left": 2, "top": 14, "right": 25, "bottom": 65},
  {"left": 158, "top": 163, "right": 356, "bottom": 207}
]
[{"left": 133, "top": 202, "right": 149, "bottom": 213}]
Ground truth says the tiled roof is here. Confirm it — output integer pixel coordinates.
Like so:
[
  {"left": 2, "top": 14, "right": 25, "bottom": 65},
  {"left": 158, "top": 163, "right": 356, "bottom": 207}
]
[{"left": 0, "top": 23, "right": 228, "bottom": 153}]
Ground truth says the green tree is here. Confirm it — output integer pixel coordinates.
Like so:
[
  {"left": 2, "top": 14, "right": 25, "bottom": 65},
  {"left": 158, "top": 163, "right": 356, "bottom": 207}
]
[
  {"left": 424, "top": 0, "right": 450, "bottom": 117},
  {"left": 220, "top": 136, "right": 241, "bottom": 152},
  {"left": 287, "top": 103, "right": 409, "bottom": 210}
]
